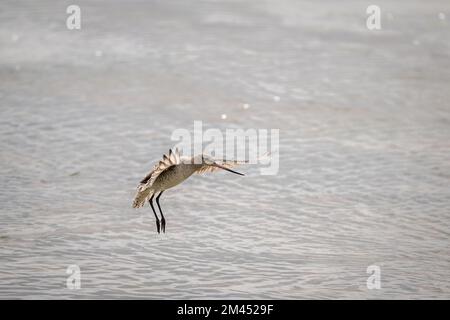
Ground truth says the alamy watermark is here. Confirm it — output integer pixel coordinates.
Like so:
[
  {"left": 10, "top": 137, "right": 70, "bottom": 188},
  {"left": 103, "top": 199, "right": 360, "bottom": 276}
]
[
  {"left": 366, "top": 265, "right": 381, "bottom": 289},
  {"left": 66, "top": 5, "right": 81, "bottom": 30},
  {"left": 171, "top": 121, "right": 279, "bottom": 175},
  {"left": 366, "top": 5, "right": 381, "bottom": 30},
  {"left": 66, "top": 264, "right": 81, "bottom": 289}
]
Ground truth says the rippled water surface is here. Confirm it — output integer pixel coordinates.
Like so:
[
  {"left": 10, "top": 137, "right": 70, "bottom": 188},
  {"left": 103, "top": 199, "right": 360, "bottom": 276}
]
[{"left": 1, "top": 0, "right": 450, "bottom": 299}]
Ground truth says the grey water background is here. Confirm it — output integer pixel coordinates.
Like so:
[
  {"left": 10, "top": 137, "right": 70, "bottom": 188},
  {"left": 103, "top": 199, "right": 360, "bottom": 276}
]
[{"left": 1, "top": 0, "right": 449, "bottom": 299}]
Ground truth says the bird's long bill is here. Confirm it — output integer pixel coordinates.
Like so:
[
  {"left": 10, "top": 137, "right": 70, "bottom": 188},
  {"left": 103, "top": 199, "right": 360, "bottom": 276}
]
[{"left": 213, "top": 163, "right": 245, "bottom": 176}]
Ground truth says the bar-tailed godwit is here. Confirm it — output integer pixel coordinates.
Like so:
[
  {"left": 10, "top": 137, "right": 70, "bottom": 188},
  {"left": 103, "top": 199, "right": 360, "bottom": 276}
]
[{"left": 133, "top": 149, "right": 245, "bottom": 233}]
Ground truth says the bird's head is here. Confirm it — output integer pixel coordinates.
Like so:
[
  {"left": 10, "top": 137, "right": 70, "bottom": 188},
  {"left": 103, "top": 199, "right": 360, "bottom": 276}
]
[
  {"left": 187, "top": 154, "right": 244, "bottom": 176},
  {"left": 203, "top": 154, "right": 244, "bottom": 176}
]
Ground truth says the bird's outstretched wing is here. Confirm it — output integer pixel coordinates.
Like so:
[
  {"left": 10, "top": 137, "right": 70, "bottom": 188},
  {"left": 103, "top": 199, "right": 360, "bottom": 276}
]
[
  {"left": 142, "top": 148, "right": 181, "bottom": 186},
  {"left": 132, "top": 148, "right": 181, "bottom": 208}
]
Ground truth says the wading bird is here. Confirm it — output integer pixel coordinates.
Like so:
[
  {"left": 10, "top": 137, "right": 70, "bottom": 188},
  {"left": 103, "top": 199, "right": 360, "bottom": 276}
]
[{"left": 132, "top": 149, "right": 246, "bottom": 233}]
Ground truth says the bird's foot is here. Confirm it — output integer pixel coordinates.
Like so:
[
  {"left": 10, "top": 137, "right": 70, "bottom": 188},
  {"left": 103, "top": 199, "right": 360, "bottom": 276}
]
[
  {"left": 161, "top": 218, "right": 166, "bottom": 233},
  {"left": 155, "top": 219, "right": 161, "bottom": 234}
]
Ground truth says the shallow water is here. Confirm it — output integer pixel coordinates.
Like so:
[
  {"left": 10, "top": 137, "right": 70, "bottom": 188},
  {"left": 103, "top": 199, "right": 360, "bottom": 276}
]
[{"left": 0, "top": 0, "right": 449, "bottom": 299}]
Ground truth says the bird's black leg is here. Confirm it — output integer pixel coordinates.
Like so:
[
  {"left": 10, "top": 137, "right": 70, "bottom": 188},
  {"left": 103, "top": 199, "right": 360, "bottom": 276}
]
[
  {"left": 156, "top": 191, "right": 166, "bottom": 233},
  {"left": 149, "top": 195, "right": 160, "bottom": 234}
]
